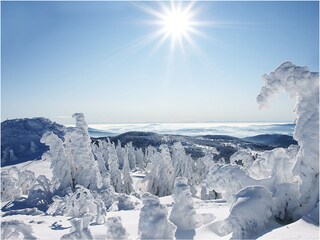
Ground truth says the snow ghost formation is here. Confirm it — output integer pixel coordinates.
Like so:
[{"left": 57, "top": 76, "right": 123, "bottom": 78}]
[
  {"left": 170, "top": 177, "right": 201, "bottom": 230},
  {"left": 60, "top": 213, "right": 94, "bottom": 240},
  {"left": 106, "top": 216, "right": 130, "bottom": 240},
  {"left": 224, "top": 186, "right": 277, "bottom": 239},
  {"left": 257, "top": 62, "right": 319, "bottom": 221},
  {"left": 138, "top": 192, "right": 176, "bottom": 239}
]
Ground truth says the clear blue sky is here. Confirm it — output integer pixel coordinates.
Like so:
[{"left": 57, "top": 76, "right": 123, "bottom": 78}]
[{"left": 1, "top": 1, "right": 319, "bottom": 124}]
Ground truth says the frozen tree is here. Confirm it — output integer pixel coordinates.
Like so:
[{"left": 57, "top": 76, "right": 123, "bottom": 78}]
[
  {"left": 1, "top": 167, "right": 22, "bottom": 201},
  {"left": 257, "top": 62, "right": 319, "bottom": 220},
  {"left": 144, "top": 145, "right": 175, "bottom": 196},
  {"left": 41, "top": 131, "right": 73, "bottom": 191},
  {"left": 116, "top": 140, "right": 125, "bottom": 169},
  {"left": 223, "top": 186, "right": 277, "bottom": 239},
  {"left": 92, "top": 141, "right": 108, "bottom": 176},
  {"left": 106, "top": 216, "right": 130, "bottom": 240},
  {"left": 97, "top": 172, "right": 117, "bottom": 210},
  {"left": 30, "top": 141, "right": 37, "bottom": 153},
  {"left": 64, "top": 185, "right": 97, "bottom": 219},
  {"left": 125, "top": 142, "right": 136, "bottom": 170},
  {"left": 1, "top": 148, "right": 17, "bottom": 165},
  {"left": 61, "top": 213, "right": 94, "bottom": 240},
  {"left": 144, "top": 149, "right": 161, "bottom": 195},
  {"left": 122, "top": 150, "right": 134, "bottom": 194},
  {"left": 172, "top": 142, "right": 196, "bottom": 195},
  {"left": 138, "top": 192, "right": 176, "bottom": 239},
  {"left": 64, "top": 113, "right": 102, "bottom": 190},
  {"left": 108, "top": 143, "right": 123, "bottom": 193},
  {"left": 196, "top": 152, "right": 215, "bottom": 183},
  {"left": 18, "top": 170, "right": 36, "bottom": 195},
  {"left": 27, "top": 175, "right": 53, "bottom": 210},
  {"left": 135, "top": 148, "right": 145, "bottom": 170},
  {"left": 158, "top": 144, "right": 175, "bottom": 196},
  {"left": 2, "top": 220, "right": 37, "bottom": 240},
  {"left": 230, "top": 150, "right": 254, "bottom": 170},
  {"left": 117, "top": 194, "right": 136, "bottom": 210},
  {"left": 94, "top": 195, "right": 107, "bottom": 224},
  {"left": 170, "top": 177, "right": 201, "bottom": 230}
]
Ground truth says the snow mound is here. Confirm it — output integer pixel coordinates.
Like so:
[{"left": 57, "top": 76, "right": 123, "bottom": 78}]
[
  {"left": 224, "top": 186, "right": 277, "bottom": 239},
  {"left": 138, "top": 192, "right": 176, "bottom": 239}
]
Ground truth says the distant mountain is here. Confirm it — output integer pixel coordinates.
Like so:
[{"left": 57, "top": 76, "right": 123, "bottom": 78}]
[
  {"left": 1, "top": 118, "right": 65, "bottom": 166},
  {"left": 1, "top": 118, "right": 297, "bottom": 167},
  {"left": 93, "top": 131, "right": 275, "bottom": 162},
  {"left": 243, "top": 134, "right": 297, "bottom": 148}
]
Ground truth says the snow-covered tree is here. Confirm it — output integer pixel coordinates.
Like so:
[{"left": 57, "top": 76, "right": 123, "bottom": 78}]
[
  {"left": 122, "top": 150, "right": 134, "bottom": 195},
  {"left": 2, "top": 220, "right": 37, "bottom": 240},
  {"left": 196, "top": 152, "right": 215, "bottom": 183},
  {"left": 223, "top": 186, "right": 277, "bottom": 239},
  {"left": 138, "top": 192, "right": 176, "bottom": 239},
  {"left": 41, "top": 131, "right": 73, "bottom": 191},
  {"left": 135, "top": 148, "right": 145, "bottom": 170},
  {"left": 172, "top": 142, "right": 196, "bottom": 194},
  {"left": 106, "top": 216, "right": 130, "bottom": 240},
  {"left": 108, "top": 143, "right": 123, "bottom": 193},
  {"left": 144, "top": 145, "right": 175, "bottom": 196},
  {"left": 27, "top": 175, "right": 53, "bottom": 210},
  {"left": 257, "top": 62, "right": 319, "bottom": 221},
  {"left": 64, "top": 113, "right": 102, "bottom": 190},
  {"left": 61, "top": 213, "right": 94, "bottom": 240},
  {"left": 116, "top": 140, "right": 125, "bottom": 169},
  {"left": 1, "top": 167, "right": 22, "bottom": 201},
  {"left": 125, "top": 142, "right": 136, "bottom": 170},
  {"left": 230, "top": 150, "right": 254, "bottom": 170},
  {"left": 170, "top": 177, "right": 201, "bottom": 230}
]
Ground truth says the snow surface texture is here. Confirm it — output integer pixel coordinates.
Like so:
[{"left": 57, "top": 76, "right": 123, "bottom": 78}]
[
  {"left": 170, "top": 177, "right": 202, "bottom": 230},
  {"left": 258, "top": 62, "right": 319, "bottom": 221},
  {"left": 138, "top": 192, "right": 176, "bottom": 239}
]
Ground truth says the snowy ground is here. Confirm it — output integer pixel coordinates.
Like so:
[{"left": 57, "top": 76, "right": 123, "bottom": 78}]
[{"left": 1, "top": 159, "right": 319, "bottom": 239}]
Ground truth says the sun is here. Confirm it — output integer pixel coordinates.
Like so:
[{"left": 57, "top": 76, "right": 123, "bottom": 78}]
[
  {"left": 136, "top": 1, "right": 203, "bottom": 52},
  {"left": 160, "top": 8, "right": 192, "bottom": 39}
]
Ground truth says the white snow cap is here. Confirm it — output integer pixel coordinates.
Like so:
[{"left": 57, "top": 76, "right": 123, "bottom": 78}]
[{"left": 257, "top": 61, "right": 319, "bottom": 108}]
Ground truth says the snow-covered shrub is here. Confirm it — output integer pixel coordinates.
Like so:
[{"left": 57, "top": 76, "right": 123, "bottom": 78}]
[
  {"left": 106, "top": 216, "right": 130, "bottom": 240},
  {"left": 170, "top": 177, "right": 201, "bottom": 230},
  {"left": 257, "top": 62, "right": 319, "bottom": 218},
  {"left": 205, "top": 164, "right": 258, "bottom": 201},
  {"left": 61, "top": 213, "right": 94, "bottom": 240},
  {"left": 64, "top": 185, "right": 97, "bottom": 219},
  {"left": 1, "top": 220, "right": 37, "bottom": 240},
  {"left": 117, "top": 194, "right": 136, "bottom": 210},
  {"left": 18, "top": 170, "right": 36, "bottom": 195},
  {"left": 138, "top": 192, "right": 176, "bottom": 239},
  {"left": 94, "top": 195, "right": 107, "bottom": 224},
  {"left": 41, "top": 131, "right": 73, "bottom": 191},
  {"left": 230, "top": 150, "right": 254, "bottom": 170},
  {"left": 1, "top": 167, "right": 22, "bottom": 201},
  {"left": 27, "top": 175, "right": 53, "bottom": 210},
  {"left": 223, "top": 186, "right": 277, "bottom": 239}
]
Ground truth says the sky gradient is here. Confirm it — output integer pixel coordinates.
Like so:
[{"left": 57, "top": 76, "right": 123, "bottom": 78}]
[{"left": 1, "top": 1, "right": 319, "bottom": 124}]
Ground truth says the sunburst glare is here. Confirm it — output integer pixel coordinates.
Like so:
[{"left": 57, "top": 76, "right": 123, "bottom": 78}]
[{"left": 136, "top": 1, "right": 206, "bottom": 54}]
